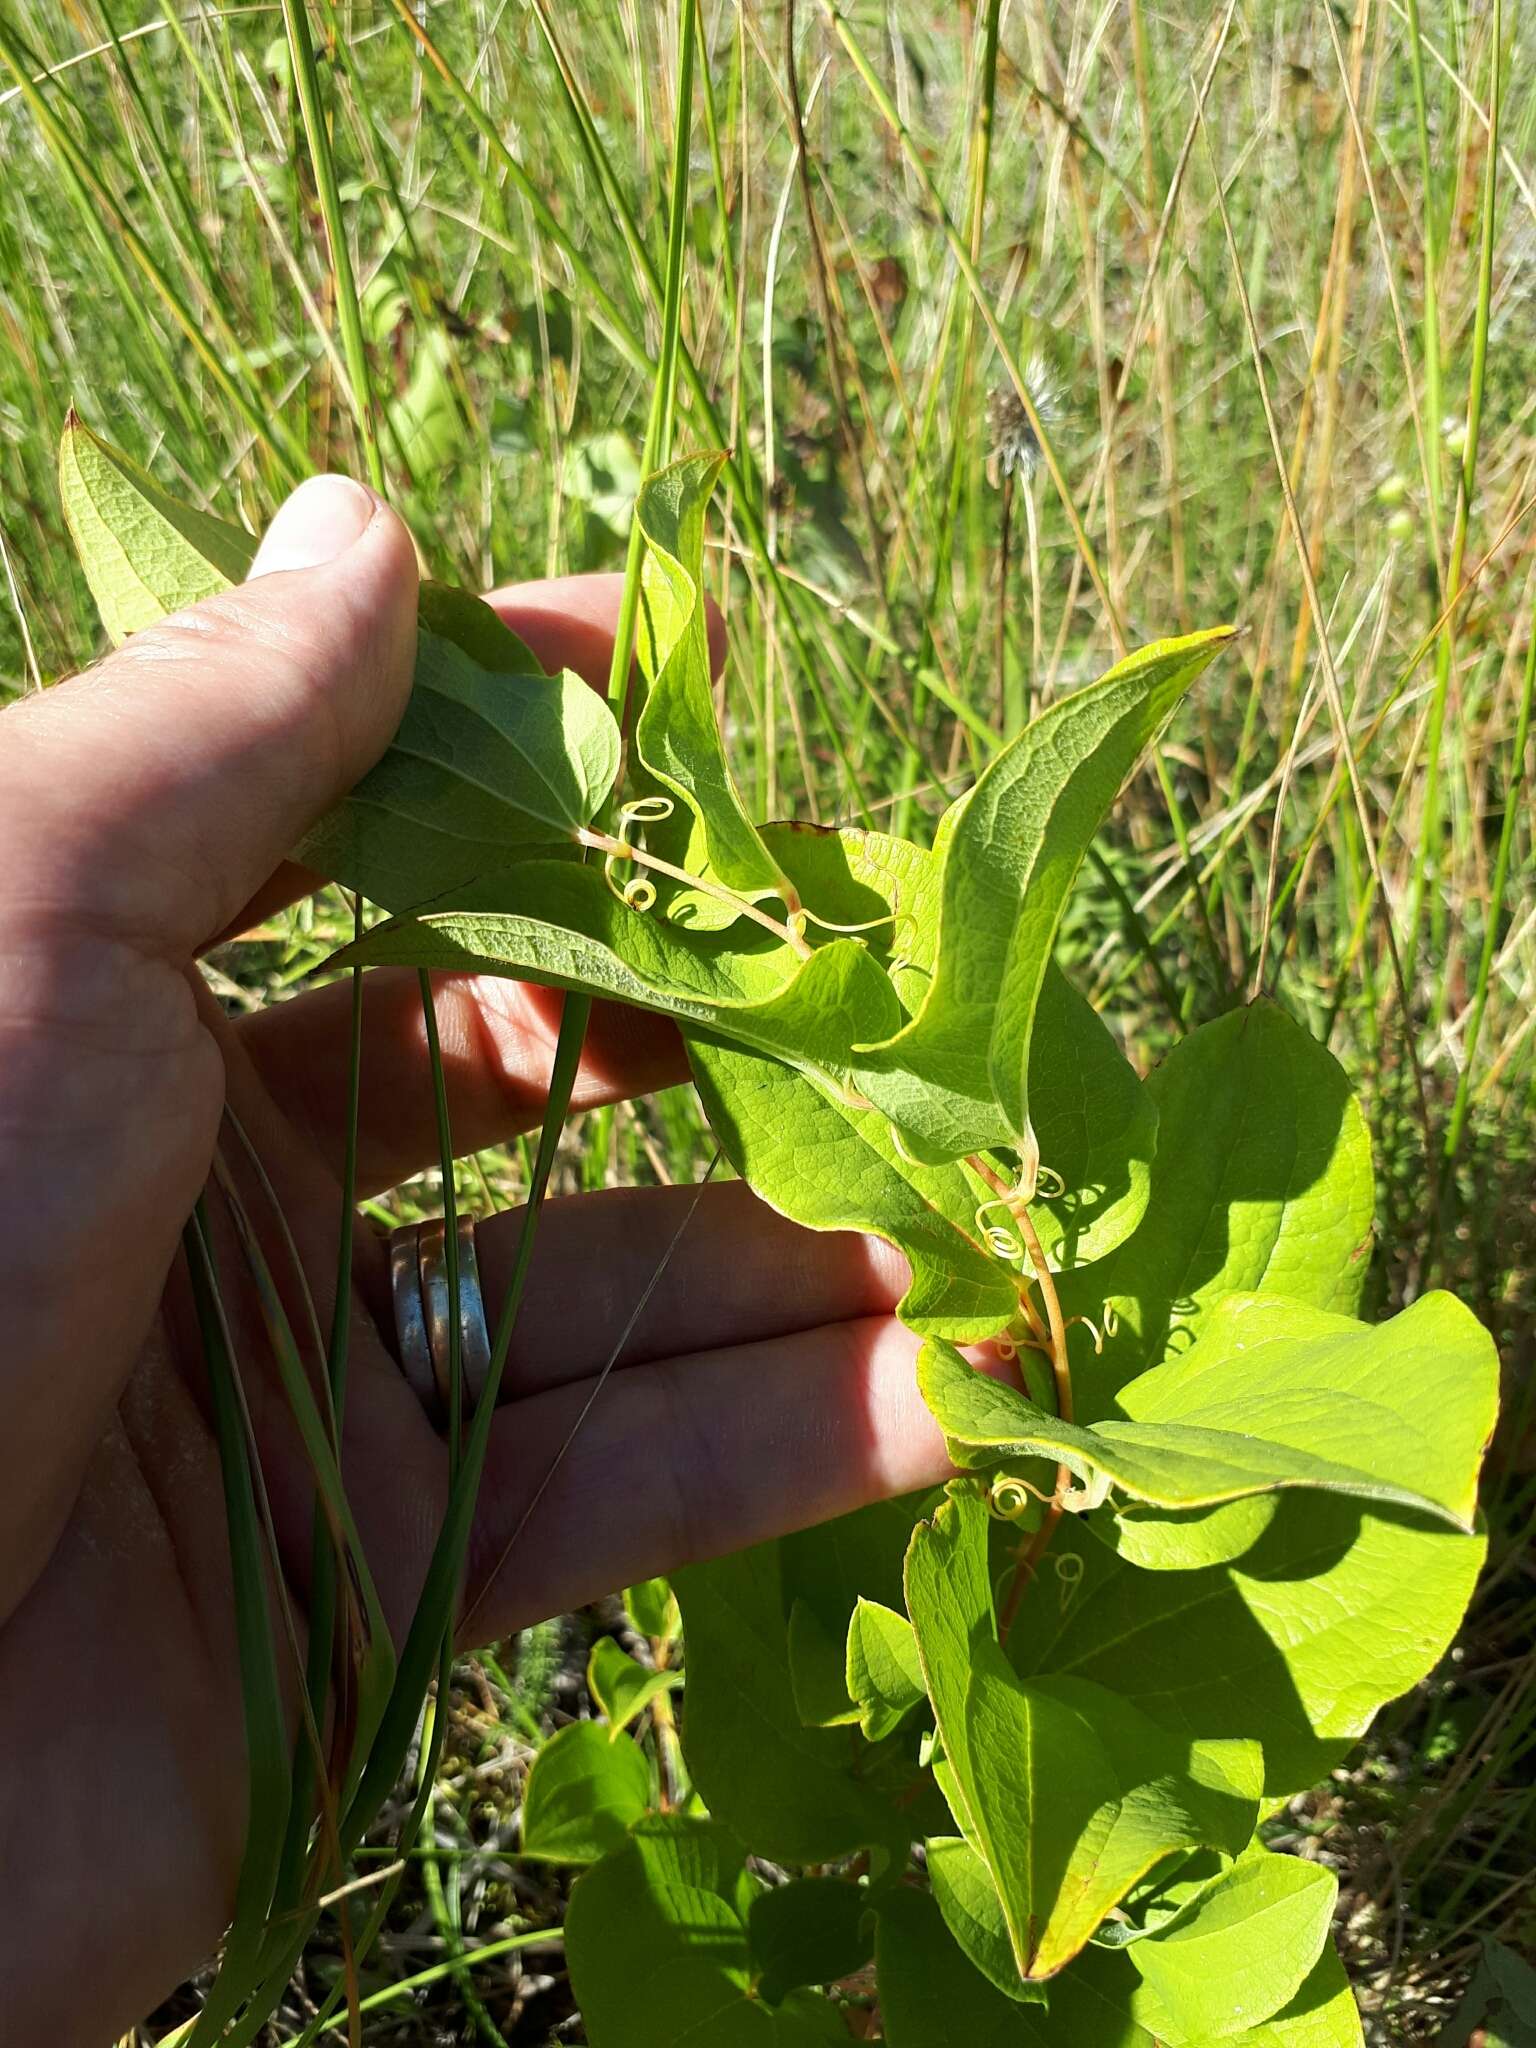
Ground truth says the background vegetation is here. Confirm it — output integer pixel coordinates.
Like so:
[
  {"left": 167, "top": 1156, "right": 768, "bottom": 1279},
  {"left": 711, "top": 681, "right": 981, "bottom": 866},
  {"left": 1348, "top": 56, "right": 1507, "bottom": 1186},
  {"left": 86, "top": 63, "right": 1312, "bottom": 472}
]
[{"left": 1, "top": 0, "right": 1532, "bottom": 2038}]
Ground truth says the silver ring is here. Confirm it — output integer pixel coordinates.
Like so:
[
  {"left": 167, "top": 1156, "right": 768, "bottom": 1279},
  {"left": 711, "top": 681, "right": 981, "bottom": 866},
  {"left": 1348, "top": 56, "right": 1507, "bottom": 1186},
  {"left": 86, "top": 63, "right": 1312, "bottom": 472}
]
[{"left": 388, "top": 1217, "right": 490, "bottom": 1427}]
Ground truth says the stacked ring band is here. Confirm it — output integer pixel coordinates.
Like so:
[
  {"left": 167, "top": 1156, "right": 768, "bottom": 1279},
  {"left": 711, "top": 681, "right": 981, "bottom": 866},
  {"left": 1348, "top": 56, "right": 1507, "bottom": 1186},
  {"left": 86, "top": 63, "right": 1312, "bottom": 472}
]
[{"left": 387, "top": 1216, "right": 491, "bottom": 1426}]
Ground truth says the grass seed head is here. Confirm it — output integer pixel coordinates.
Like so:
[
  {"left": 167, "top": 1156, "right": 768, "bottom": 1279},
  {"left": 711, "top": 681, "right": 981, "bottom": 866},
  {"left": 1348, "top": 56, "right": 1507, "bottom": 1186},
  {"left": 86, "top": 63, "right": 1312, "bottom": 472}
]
[{"left": 986, "top": 355, "right": 1062, "bottom": 487}]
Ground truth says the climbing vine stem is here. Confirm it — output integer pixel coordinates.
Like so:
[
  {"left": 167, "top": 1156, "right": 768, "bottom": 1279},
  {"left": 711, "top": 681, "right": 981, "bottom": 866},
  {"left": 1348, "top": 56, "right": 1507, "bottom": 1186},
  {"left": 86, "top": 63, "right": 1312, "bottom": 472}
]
[{"left": 969, "top": 1155, "right": 1076, "bottom": 1642}]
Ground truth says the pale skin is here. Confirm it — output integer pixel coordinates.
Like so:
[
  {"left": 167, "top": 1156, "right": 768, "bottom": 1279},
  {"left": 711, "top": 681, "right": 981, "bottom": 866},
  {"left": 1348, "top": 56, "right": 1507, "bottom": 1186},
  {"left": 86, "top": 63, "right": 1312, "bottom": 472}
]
[{"left": 0, "top": 476, "right": 952, "bottom": 2042}]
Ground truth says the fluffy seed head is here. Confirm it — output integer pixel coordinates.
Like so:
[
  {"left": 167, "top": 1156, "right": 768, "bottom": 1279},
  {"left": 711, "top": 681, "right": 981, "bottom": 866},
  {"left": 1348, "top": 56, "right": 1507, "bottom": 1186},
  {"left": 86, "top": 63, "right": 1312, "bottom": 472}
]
[{"left": 986, "top": 356, "right": 1062, "bottom": 486}]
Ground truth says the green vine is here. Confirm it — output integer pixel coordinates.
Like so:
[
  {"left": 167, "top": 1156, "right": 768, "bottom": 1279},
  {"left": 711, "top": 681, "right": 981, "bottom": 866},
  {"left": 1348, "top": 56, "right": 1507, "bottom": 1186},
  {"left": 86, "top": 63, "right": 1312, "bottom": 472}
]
[{"left": 60, "top": 416, "right": 1498, "bottom": 2046}]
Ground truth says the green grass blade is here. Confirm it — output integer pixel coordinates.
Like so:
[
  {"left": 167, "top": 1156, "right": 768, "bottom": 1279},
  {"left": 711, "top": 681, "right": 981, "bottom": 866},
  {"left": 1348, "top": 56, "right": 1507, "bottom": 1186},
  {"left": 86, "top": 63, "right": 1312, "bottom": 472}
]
[{"left": 180, "top": 1205, "right": 294, "bottom": 2048}]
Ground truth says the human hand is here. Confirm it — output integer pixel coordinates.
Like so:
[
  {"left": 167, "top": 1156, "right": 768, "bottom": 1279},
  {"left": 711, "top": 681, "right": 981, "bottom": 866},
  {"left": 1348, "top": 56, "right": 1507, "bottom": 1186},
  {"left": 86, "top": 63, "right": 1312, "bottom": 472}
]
[{"left": 0, "top": 476, "right": 949, "bottom": 2042}]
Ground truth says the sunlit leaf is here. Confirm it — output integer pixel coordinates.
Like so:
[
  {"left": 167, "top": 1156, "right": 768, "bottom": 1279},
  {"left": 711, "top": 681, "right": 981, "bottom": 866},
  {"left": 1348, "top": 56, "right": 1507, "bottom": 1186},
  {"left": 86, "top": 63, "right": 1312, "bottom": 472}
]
[
  {"left": 919, "top": 1289, "right": 1491, "bottom": 1531},
  {"left": 60, "top": 411, "right": 254, "bottom": 642},
  {"left": 633, "top": 451, "right": 794, "bottom": 916},
  {"left": 907, "top": 1489, "right": 1261, "bottom": 1979},
  {"left": 587, "top": 1637, "right": 683, "bottom": 1739},
  {"left": 927, "top": 1836, "right": 1047, "bottom": 2005},
  {"left": 1010, "top": 1496, "right": 1487, "bottom": 1800},
  {"left": 520, "top": 1720, "right": 652, "bottom": 1863},
  {"left": 624, "top": 1575, "right": 682, "bottom": 1644},
  {"left": 691, "top": 1033, "right": 1016, "bottom": 1343},
  {"left": 854, "top": 630, "right": 1235, "bottom": 1168},
  {"left": 845, "top": 1598, "right": 927, "bottom": 1744},
  {"left": 1062, "top": 1002, "right": 1375, "bottom": 1424},
  {"left": 1128, "top": 1847, "right": 1338, "bottom": 2041},
  {"left": 339, "top": 865, "right": 900, "bottom": 1081}
]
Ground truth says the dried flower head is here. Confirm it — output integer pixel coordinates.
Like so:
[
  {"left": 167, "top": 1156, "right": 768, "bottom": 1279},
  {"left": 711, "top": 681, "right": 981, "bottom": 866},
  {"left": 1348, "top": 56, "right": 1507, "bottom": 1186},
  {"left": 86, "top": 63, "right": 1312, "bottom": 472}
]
[{"left": 986, "top": 356, "right": 1062, "bottom": 487}]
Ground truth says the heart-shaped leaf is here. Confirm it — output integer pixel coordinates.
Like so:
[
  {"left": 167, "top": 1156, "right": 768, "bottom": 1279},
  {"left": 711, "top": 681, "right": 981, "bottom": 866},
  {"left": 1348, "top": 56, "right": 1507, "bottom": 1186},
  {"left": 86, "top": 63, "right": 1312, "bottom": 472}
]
[
  {"left": 1011, "top": 1494, "right": 1487, "bottom": 1800},
  {"left": 296, "top": 628, "right": 620, "bottom": 908},
  {"left": 1062, "top": 1002, "right": 1375, "bottom": 1422}
]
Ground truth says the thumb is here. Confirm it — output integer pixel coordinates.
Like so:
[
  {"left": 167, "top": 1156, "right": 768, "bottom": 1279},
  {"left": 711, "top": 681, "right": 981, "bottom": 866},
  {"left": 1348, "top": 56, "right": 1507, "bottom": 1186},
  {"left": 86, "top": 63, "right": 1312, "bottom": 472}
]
[{"left": 2, "top": 474, "right": 418, "bottom": 959}]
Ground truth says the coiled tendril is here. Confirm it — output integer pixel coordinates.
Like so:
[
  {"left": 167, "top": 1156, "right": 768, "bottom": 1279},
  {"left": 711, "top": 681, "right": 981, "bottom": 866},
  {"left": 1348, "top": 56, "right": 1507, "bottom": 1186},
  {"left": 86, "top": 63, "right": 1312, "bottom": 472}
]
[
  {"left": 988, "top": 1472, "right": 1051, "bottom": 1522},
  {"left": 603, "top": 795, "right": 676, "bottom": 912},
  {"left": 974, "top": 1198, "right": 1025, "bottom": 1264}
]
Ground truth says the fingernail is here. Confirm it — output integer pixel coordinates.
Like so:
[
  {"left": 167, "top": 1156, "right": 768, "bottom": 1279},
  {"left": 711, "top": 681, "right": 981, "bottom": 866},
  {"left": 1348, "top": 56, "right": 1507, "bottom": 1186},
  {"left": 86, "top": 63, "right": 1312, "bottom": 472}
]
[{"left": 249, "top": 474, "right": 377, "bottom": 578}]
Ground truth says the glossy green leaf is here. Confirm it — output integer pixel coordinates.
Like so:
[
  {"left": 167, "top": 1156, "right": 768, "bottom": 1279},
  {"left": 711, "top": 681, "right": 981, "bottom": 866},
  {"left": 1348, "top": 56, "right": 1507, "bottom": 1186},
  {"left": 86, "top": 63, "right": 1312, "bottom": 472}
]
[
  {"left": 565, "top": 1817, "right": 846, "bottom": 2047},
  {"left": 846, "top": 1599, "right": 927, "bottom": 1743},
  {"left": 854, "top": 630, "right": 1235, "bottom": 1167},
  {"left": 762, "top": 818, "right": 941, "bottom": 1015},
  {"left": 693, "top": 981, "right": 1152, "bottom": 1359},
  {"left": 587, "top": 1637, "right": 683, "bottom": 1739},
  {"left": 624, "top": 1575, "right": 681, "bottom": 1643},
  {"left": 1118, "top": 1291, "right": 1493, "bottom": 1529},
  {"left": 60, "top": 412, "right": 254, "bottom": 642},
  {"left": 1101, "top": 1495, "right": 1283, "bottom": 1573},
  {"left": 298, "top": 631, "right": 620, "bottom": 909},
  {"left": 633, "top": 451, "right": 793, "bottom": 914},
  {"left": 928, "top": 1836, "right": 1047, "bottom": 2005},
  {"left": 342, "top": 866, "right": 899, "bottom": 1077},
  {"left": 58, "top": 417, "right": 606, "bottom": 918},
  {"left": 1063, "top": 1003, "right": 1375, "bottom": 1423},
  {"left": 747, "top": 1876, "right": 873, "bottom": 2004},
  {"left": 58, "top": 417, "right": 544, "bottom": 683},
  {"left": 519, "top": 1720, "right": 651, "bottom": 1863},
  {"left": 1128, "top": 1848, "right": 1338, "bottom": 2040},
  {"left": 1026, "top": 967, "right": 1159, "bottom": 1269},
  {"left": 906, "top": 1490, "right": 1261, "bottom": 1979},
  {"left": 1011, "top": 1495, "right": 1487, "bottom": 1799},
  {"left": 672, "top": 1538, "right": 912, "bottom": 1866},
  {"left": 690, "top": 1034, "right": 1016, "bottom": 1342},
  {"left": 1048, "top": 1933, "right": 1359, "bottom": 2048},
  {"left": 1007, "top": 1256, "right": 1496, "bottom": 1798},
  {"left": 969, "top": 1668, "right": 1262, "bottom": 1979},
  {"left": 768, "top": 819, "right": 1158, "bottom": 1268},
  {"left": 919, "top": 1289, "right": 1489, "bottom": 1530},
  {"left": 1221, "top": 1944, "right": 1365, "bottom": 2047}
]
